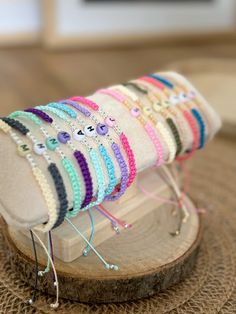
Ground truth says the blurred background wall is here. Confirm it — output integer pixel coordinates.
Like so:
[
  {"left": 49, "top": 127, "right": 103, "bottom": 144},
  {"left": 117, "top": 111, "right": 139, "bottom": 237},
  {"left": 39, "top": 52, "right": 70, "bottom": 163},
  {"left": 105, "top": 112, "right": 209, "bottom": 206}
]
[{"left": 0, "top": 0, "right": 235, "bottom": 134}]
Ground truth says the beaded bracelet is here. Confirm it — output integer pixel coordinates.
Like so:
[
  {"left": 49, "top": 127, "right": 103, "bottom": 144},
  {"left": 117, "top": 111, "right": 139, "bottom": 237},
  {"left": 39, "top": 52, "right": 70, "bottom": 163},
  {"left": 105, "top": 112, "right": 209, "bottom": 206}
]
[
  {"left": 97, "top": 87, "right": 164, "bottom": 167},
  {"left": 61, "top": 98, "right": 129, "bottom": 201},
  {"left": 132, "top": 79, "right": 191, "bottom": 154},
  {"left": 33, "top": 106, "right": 93, "bottom": 208},
  {"left": 68, "top": 96, "right": 136, "bottom": 189},
  {"left": 35, "top": 105, "right": 106, "bottom": 210},
  {"left": 147, "top": 74, "right": 206, "bottom": 151},
  {"left": 23, "top": 108, "right": 82, "bottom": 217},
  {"left": 112, "top": 84, "right": 177, "bottom": 163},
  {"left": 6, "top": 113, "right": 69, "bottom": 229},
  {"left": 0, "top": 118, "right": 58, "bottom": 232},
  {"left": 135, "top": 79, "right": 184, "bottom": 156},
  {"left": 144, "top": 75, "right": 201, "bottom": 158},
  {"left": 156, "top": 73, "right": 207, "bottom": 149},
  {"left": 114, "top": 84, "right": 185, "bottom": 156},
  {"left": 48, "top": 102, "right": 117, "bottom": 196}
]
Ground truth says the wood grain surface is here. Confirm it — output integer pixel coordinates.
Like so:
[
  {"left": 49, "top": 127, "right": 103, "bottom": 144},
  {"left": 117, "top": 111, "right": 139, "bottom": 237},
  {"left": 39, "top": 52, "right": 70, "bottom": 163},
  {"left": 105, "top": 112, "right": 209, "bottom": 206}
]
[{"left": 3, "top": 196, "right": 202, "bottom": 303}]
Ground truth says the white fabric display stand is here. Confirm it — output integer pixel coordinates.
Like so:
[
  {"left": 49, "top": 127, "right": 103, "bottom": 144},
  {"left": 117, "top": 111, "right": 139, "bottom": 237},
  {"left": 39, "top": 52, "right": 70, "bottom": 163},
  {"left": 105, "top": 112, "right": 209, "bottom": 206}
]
[{"left": 0, "top": 72, "right": 221, "bottom": 230}]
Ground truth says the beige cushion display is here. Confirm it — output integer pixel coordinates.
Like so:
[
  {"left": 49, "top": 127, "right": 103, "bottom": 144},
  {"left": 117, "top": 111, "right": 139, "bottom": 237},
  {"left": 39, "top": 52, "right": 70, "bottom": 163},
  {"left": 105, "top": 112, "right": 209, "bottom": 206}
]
[{"left": 0, "top": 72, "right": 221, "bottom": 229}]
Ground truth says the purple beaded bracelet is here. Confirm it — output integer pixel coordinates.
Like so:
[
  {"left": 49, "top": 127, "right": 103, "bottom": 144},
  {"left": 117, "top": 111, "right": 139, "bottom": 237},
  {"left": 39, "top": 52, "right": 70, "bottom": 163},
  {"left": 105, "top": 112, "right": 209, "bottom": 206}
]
[
  {"left": 25, "top": 107, "right": 93, "bottom": 208},
  {"left": 74, "top": 150, "right": 93, "bottom": 207},
  {"left": 60, "top": 100, "right": 130, "bottom": 200},
  {"left": 59, "top": 99, "right": 91, "bottom": 117},
  {"left": 105, "top": 142, "right": 128, "bottom": 201}
]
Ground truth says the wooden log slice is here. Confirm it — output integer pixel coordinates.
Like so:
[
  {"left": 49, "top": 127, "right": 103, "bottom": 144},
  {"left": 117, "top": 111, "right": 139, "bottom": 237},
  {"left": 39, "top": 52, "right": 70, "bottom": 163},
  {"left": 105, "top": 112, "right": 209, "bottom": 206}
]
[{"left": 2, "top": 196, "right": 202, "bottom": 303}]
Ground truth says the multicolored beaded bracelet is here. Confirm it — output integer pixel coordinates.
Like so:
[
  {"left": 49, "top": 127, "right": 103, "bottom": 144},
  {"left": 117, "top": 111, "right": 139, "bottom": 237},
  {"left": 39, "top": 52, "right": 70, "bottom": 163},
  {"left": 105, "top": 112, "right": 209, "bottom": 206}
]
[
  {"left": 156, "top": 73, "right": 207, "bottom": 149},
  {"left": 6, "top": 113, "right": 69, "bottom": 229},
  {"left": 129, "top": 79, "right": 199, "bottom": 159},
  {"left": 136, "top": 78, "right": 183, "bottom": 157},
  {"left": 130, "top": 79, "right": 190, "bottom": 155},
  {"left": 146, "top": 74, "right": 205, "bottom": 153},
  {"left": 48, "top": 102, "right": 117, "bottom": 196},
  {"left": 0, "top": 118, "right": 58, "bottom": 232},
  {"left": 61, "top": 98, "right": 129, "bottom": 202},
  {"left": 23, "top": 108, "right": 82, "bottom": 218},
  {"left": 114, "top": 84, "right": 177, "bottom": 163},
  {"left": 35, "top": 105, "right": 106, "bottom": 210},
  {"left": 68, "top": 96, "right": 136, "bottom": 190},
  {"left": 97, "top": 87, "right": 164, "bottom": 167}
]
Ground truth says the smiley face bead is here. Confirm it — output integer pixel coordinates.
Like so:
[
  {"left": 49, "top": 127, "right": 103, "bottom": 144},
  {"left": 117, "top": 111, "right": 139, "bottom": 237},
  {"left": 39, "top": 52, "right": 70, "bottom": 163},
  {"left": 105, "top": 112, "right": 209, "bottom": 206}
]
[
  {"left": 46, "top": 137, "right": 59, "bottom": 151},
  {"left": 17, "top": 144, "right": 31, "bottom": 157},
  {"left": 34, "top": 142, "right": 47, "bottom": 155},
  {"left": 84, "top": 125, "right": 96, "bottom": 137},
  {"left": 105, "top": 116, "right": 116, "bottom": 127},
  {"left": 73, "top": 129, "right": 85, "bottom": 141},
  {"left": 57, "top": 131, "right": 71, "bottom": 144},
  {"left": 130, "top": 107, "right": 140, "bottom": 117},
  {"left": 96, "top": 123, "right": 108, "bottom": 136}
]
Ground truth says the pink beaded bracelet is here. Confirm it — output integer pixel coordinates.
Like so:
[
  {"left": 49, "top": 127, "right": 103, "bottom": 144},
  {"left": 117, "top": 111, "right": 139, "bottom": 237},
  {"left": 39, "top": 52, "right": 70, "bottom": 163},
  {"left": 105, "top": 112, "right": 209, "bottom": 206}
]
[{"left": 97, "top": 88, "right": 164, "bottom": 167}]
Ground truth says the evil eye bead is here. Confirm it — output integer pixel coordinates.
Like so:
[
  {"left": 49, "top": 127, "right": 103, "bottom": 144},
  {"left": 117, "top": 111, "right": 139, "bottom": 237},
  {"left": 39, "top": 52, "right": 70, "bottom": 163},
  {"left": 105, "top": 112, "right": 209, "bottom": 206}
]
[
  {"left": 105, "top": 116, "right": 116, "bottom": 127},
  {"left": 96, "top": 123, "right": 108, "bottom": 136},
  {"left": 46, "top": 137, "right": 59, "bottom": 151},
  {"left": 17, "top": 144, "right": 31, "bottom": 157},
  {"left": 188, "top": 91, "right": 196, "bottom": 100},
  {"left": 153, "top": 102, "right": 162, "bottom": 112},
  {"left": 84, "top": 125, "right": 96, "bottom": 137},
  {"left": 130, "top": 107, "right": 140, "bottom": 117},
  {"left": 169, "top": 94, "right": 179, "bottom": 106},
  {"left": 34, "top": 142, "right": 47, "bottom": 155},
  {"left": 57, "top": 131, "right": 71, "bottom": 144},
  {"left": 179, "top": 92, "right": 189, "bottom": 103},
  {"left": 73, "top": 129, "right": 85, "bottom": 141},
  {"left": 143, "top": 106, "right": 152, "bottom": 116}
]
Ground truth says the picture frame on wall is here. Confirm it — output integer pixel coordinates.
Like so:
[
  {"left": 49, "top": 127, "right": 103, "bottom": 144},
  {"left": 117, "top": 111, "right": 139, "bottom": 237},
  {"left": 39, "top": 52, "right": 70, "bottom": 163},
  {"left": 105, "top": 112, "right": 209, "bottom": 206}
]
[{"left": 43, "top": 0, "right": 236, "bottom": 48}]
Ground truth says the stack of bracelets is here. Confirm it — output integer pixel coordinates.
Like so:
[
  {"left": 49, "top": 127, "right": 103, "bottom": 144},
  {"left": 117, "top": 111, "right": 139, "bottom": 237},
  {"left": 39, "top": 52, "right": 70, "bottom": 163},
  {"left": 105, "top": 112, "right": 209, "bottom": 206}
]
[
  {"left": 0, "top": 72, "right": 209, "bottom": 308},
  {"left": 0, "top": 73, "right": 208, "bottom": 233}
]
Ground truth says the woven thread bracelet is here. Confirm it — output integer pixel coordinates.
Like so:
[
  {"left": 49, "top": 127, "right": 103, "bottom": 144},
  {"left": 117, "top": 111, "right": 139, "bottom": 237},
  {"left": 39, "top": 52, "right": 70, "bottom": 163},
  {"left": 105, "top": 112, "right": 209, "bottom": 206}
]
[
  {"left": 69, "top": 96, "right": 136, "bottom": 189},
  {"left": 59, "top": 99, "right": 128, "bottom": 202},
  {"left": 50, "top": 102, "right": 117, "bottom": 196},
  {"left": 5, "top": 113, "right": 69, "bottom": 229},
  {"left": 97, "top": 87, "right": 164, "bottom": 167},
  {"left": 107, "top": 84, "right": 177, "bottom": 163},
  {"left": 0, "top": 118, "right": 58, "bottom": 232},
  {"left": 35, "top": 105, "right": 106, "bottom": 210},
  {"left": 132, "top": 81, "right": 189, "bottom": 155},
  {"left": 137, "top": 78, "right": 183, "bottom": 156},
  {"left": 151, "top": 74, "right": 206, "bottom": 150},
  {"left": 62, "top": 98, "right": 129, "bottom": 201},
  {"left": 24, "top": 108, "right": 82, "bottom": 217},
  {"left": 122, "top": 82, "right": 177, "bottom": 163},
  {"left": 146, "top": 75, "right": 200, "bottom": 157}
]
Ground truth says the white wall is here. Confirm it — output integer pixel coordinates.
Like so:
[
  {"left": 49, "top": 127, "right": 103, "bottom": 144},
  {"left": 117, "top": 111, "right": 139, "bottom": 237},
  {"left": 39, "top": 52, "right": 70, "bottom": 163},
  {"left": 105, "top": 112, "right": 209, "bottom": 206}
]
[
  {"left": 0, "top": 0, "right": 41, "bottom": 35},
  {"left": 57, "top": 0, "right": 235, "bottom": 35}
]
